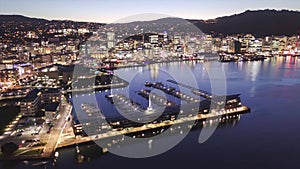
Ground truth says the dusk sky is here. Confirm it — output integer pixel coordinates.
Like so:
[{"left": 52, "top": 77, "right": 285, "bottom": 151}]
[{"left": 1, "top": 0, "right": 300, "bottom": 23}]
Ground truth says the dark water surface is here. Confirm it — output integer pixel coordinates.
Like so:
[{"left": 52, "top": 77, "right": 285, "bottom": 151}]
[{"left": 2, "top": 57, "right": 300, "bottom": 169}]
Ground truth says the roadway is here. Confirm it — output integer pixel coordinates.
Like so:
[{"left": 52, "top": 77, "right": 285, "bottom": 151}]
[
  {"left": 0, "top": 95, "right": 26, "bottom": 101},
  {"left": 63, "top": 82, "right": 127, "bottom": 94},
  {"left": 41, "top": 98, "right": 72, "bottom": 157}
]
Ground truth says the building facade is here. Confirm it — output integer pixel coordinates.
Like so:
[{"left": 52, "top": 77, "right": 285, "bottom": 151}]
[{"left": 20, "top": 89, "right": 41, "bottom": 116}]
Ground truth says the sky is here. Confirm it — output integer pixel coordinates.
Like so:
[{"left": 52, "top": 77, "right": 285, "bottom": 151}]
[{"left": 0, "top": 0, "right": 300, "bottom": 23}]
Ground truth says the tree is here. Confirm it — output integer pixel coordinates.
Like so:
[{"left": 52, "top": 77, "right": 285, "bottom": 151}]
[{"left": 1, "top": 142, "right": 18, "bottom": 156}]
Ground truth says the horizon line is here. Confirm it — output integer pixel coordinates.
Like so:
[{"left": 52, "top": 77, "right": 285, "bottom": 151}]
[{"left": 1, "top": 8, "right": 300, "bottom": 24}]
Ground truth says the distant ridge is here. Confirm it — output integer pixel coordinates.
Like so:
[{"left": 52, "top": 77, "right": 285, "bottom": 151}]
[
  {"left": 0, "top": 14, "right": 47, "bottom": 22},
  {"left": 1, "top": 9, "right": 300, "bottom": 37},
  {"left": 0, "top": 14, "right": 102, "bottom": 24},
  {"left": 190, "top": 9, "right": 300, "bottom": 37}
]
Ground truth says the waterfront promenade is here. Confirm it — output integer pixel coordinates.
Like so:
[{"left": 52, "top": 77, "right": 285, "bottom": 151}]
[{"left": 56, "top": 105, "right": 249, "bottom": 149}]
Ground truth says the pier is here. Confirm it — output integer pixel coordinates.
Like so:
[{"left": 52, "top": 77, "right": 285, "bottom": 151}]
[
  {"left": 146, "top": 82, "right": 200, "bottom": 103},
  {"left": 137, "top": 89, "right": 176, "bottom": 107},
  {"left": 106, "top": 94, "right": 145, "bottom": 114},
  {"left": 56, "top": 105, "right": 250, "bottom": 149},
  {"left": 167, "top": 79, "right": 214, "bottom": 99}
]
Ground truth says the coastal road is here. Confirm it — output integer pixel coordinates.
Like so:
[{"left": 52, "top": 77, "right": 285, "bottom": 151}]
[{"left": 42, "top": 98, "right": 72, "bottom": 157}]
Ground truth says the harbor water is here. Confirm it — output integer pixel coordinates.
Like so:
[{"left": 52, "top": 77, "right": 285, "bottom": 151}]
[{"left": 2, "top": 57, "right": 300, "bottom": 169}]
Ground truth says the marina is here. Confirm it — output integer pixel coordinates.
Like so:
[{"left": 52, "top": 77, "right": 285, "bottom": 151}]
[
  {"left": 0, "top": 76, "right": 250, "bottom": 161},
  {"left": 63, "top": 79, "right": 250, "bottom": 151}
]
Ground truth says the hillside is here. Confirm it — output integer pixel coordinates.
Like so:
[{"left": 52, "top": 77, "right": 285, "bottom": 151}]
[{"left": 191, "top": 9, "right": 300, "bottom": 37}]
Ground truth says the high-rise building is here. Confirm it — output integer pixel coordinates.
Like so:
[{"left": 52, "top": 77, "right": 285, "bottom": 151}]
[
  {"left": 240, "top": 34, "right": 255, "bottom": 53},
  {"left": 107, "top": 32, "right": 115, "bottom": 49}
]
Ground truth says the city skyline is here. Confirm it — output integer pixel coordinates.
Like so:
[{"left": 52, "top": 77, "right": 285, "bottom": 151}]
[
  {"left": 1, "top": 0, "right": 300, "bottom": 23},
  {"left": 2, "top": 1, "right": 300, "bottom": 168}
]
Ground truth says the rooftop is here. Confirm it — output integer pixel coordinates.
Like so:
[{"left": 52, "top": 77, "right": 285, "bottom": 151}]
[
  {"left": 20, "top": 89, "right": 40, "bottom": 102},
  {"left": 42, "top": 88, "right": 61, "bottom": 94},
  {"left": 44, "top": 102, "right": 59, "bottom": 112}
]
